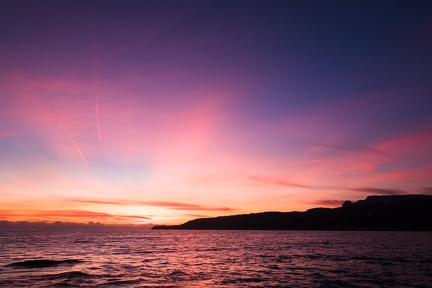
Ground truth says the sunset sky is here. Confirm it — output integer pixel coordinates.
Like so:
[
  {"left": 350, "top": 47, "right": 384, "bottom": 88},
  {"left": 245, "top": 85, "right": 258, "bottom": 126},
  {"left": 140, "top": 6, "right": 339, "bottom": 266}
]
[{"left": 1, "top": 0, "right": 431, "bottom": 225}]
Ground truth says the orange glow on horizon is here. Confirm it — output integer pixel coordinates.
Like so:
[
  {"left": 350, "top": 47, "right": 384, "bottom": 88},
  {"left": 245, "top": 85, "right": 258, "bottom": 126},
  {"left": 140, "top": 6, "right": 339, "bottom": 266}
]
[{"left": 1, "top": 1, "right": 431, "bottom": 226}]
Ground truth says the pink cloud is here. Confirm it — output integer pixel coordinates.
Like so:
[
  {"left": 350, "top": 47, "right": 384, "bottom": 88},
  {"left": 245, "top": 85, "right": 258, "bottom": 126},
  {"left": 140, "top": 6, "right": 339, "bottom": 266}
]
[
  {"left": 304, "top": 199, "right": 346, "bottom": 207},
  {"left": 139, "top": 201, "right": 236, "bottom": 212},
  {"left": 248, "top": 175, "right": 313, "bottom": 189},
  {"left": 0, "top": 131, "right": 18, "bottom": 138},
  {"left": 299, "top": 141, "right": 389, "bottom": 156},
  {"left": 115, "top": 215, "right": 152, "bottom": 220},
  {"left": 185, "top": 214, "right": 210, "bottom": 218},
  {"left": 6, "top": 209, "right": 152, "bottom": 223},
  {"left": 350, "top": 187, "right": 404, "bottom": 195},
  {"left": 375, "top": 133, "right": 432, "bottom": 155},
  {"left": 0, "top": 210, "right": 18, "bottom": 219},
  {"left": 70, "top": 199, "right": 125, "bottom": 205},
  {"left": 68, "top": 198, "right": 236, "bottom": 212},
  {"left": 32, "top": 210, "right": 114, "bottom": 218}
]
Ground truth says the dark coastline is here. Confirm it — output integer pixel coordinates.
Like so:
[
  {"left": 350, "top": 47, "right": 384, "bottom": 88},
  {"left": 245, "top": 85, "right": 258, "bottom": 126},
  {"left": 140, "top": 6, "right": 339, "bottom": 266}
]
[{"left": 152, "top": 195, "right": 432, "bottom": 231}]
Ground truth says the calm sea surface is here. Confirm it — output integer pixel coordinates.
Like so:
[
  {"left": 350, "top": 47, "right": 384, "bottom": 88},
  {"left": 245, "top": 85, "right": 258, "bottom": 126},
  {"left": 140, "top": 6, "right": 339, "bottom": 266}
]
[{"left": 0, "top": 230, "right": 431, "bottom": 287}]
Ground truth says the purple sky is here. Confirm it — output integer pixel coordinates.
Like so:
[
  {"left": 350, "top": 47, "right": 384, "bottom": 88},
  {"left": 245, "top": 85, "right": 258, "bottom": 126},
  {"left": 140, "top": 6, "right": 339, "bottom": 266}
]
[{"left": 0, "top": 0, "right": 431, "bottom": 224}]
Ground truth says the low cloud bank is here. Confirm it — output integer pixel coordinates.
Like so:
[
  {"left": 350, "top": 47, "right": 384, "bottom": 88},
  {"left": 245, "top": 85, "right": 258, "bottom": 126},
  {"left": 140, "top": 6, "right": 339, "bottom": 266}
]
[{"left": 0, "top": 220, "right": 153, "bottom": 229}]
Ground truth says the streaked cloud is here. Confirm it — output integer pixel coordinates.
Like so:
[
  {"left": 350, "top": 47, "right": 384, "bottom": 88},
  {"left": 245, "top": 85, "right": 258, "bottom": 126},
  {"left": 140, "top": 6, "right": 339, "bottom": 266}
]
[
  {"left": 185, "top": 214, "right": 210, "bottom": 218},
  {"left": 0, "top": 210, "right": 18, "bottom": 218},
  {"left": 299, "top": 141, "right": 389, "bottom": 156},
  {"left": 69, "top": 198, "right": 236, "bottom": 212},
  {"left": 70, "top": 199, "right": 125, "bottom": 205},
  {"left": 305, "top": 200, "right": 346, "bottom": 207},
  {"left": 1, "top": 209, "right": 151, "bottom": 222},
  {"left": 139, "top": 201, "right": 236, "bottom": 212},
  {"left": 350, "top": 187, "right": 404, "bottom": 195},
  {"left": 249, "top": 176, "right": 313, "bottom": 189},
  {"left": 0, "top": 130, "right": 18, "bottom": 138}
]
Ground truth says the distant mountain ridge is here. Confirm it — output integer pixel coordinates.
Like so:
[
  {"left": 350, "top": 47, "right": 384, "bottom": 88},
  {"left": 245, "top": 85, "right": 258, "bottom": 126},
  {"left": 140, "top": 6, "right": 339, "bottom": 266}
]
[{"left": 152, "top": 195, "right": 432, "bottom": 231}]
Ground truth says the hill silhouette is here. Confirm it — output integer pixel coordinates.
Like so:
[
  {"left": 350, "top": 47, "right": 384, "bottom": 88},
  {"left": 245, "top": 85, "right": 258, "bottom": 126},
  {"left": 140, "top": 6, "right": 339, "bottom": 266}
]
[{"left": 152, "top": 195, "right": 432, "bottom": 230}]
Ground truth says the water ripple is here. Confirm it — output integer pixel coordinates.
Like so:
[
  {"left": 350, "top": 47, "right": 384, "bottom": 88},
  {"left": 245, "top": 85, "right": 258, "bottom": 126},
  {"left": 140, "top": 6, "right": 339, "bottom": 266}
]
[{"left": 0, "top": 230, "right": 431, "bottom": 287}]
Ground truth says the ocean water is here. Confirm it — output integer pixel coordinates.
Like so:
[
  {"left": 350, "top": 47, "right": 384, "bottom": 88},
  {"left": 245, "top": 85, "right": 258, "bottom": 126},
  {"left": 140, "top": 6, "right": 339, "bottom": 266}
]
[{"left": 0, "top": 230, "right": 431, "bottom": 287}]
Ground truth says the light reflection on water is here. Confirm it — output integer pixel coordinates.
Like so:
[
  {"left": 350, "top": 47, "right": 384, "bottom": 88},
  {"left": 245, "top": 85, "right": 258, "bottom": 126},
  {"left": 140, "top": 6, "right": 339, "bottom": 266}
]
[{"left": 0, "top": 230, "right": 431, "bottom": 287}]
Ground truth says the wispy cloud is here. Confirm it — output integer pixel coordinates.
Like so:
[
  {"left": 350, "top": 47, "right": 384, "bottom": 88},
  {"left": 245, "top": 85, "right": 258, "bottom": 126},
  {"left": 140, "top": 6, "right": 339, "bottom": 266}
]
[
  {"left": 9, "top": 210, "right": 152, "bottom": 221},
  {"left": 0, "top": 130, "right": 18, "bottom": 138},
  {"left": 185, "top": 213, "right": 210, "bottom": 218},
  {"left": 300, "top": 141, "right": 389, "bottom": 156},
  {"left": 374, "top": 132, "right": 432, "bottom": 156},
  {"left": 70, "top": 199, "right": 125, "bottom": 205},
  {"left": 137, "top": 201, "right": 236, "bottom": 212},
  {"left": 0, "top": 206, "right": 152, "bottom": 224},
  {"left": 310, "top": 199, "right": 346, "bottom": 207},
  {"left": 0, "top": 210, "right": 18, "bottom": 218},
  {"left": 69, "top": 198, "right": 236, "bottom": 212},
  {"left": 350, "top": 187, "right": 405, "bottom": 195},
  {"left": 116, "top": 215, "right": 152, "bottom": 220},
  {"left": 249, "top": 175, "right": 313, "bottom": 189},
  {"left": 32, "top": 210, "right": 114, "bottom": 218}
]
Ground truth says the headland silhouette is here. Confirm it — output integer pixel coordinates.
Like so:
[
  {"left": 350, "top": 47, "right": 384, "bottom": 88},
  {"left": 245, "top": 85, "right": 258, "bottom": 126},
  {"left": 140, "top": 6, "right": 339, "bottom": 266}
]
[{"left": 152, "top": 195, "right": 432, "bottom": 230}]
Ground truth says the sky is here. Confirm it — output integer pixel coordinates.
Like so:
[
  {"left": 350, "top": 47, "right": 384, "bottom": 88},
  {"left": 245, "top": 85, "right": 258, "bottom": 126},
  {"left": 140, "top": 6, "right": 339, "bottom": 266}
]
[{"left": 0, "top": 0, "right": 431, "bottom": 225}]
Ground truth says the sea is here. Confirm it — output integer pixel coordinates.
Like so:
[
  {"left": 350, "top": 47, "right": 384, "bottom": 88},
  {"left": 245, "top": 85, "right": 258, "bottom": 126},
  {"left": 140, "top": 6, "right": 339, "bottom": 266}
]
[{"left": 0, "top": 230, "right": 431, "bottom": 287}]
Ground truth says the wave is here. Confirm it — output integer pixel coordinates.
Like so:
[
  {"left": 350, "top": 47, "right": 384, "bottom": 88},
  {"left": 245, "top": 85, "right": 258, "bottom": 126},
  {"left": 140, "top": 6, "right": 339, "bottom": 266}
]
[
  {"left": 104, "top": 278, "right": 143, "bottom": 286},
  {"left": 6, "top": 259, "right": 83, "bottom": 269},
  {"left": 47, "top": 270, "right": 91, "bottom": 279}
]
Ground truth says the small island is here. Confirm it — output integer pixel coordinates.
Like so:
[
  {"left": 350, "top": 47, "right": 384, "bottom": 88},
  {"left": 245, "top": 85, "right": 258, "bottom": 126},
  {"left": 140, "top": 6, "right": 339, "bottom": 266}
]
[{"left": 152, "top": 194, "right": 432, "bottom": 231}]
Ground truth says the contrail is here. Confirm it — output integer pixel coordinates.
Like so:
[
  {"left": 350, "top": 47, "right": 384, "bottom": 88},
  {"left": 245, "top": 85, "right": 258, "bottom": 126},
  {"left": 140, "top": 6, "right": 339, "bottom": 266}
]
[
  {"left": 94, "top": 60, "right": 107, "bottom": 180},
  {"left": 57, "top": 120, "right": 90, "bottom": 168},
  {"left": 90, "top": 1, "right": 107, "bottom": 180},
  {"left": 35, "top": 85, "right": 90, "bottom": 168},
  {"left": 16, "top": 54, "right": 90, "bottom": 168}
]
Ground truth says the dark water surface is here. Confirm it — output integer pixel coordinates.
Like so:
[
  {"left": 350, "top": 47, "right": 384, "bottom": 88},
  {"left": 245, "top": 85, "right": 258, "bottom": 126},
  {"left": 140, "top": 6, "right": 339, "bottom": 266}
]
[{"left": 0, "top": 230, "right": 431, "bottom": 287}]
